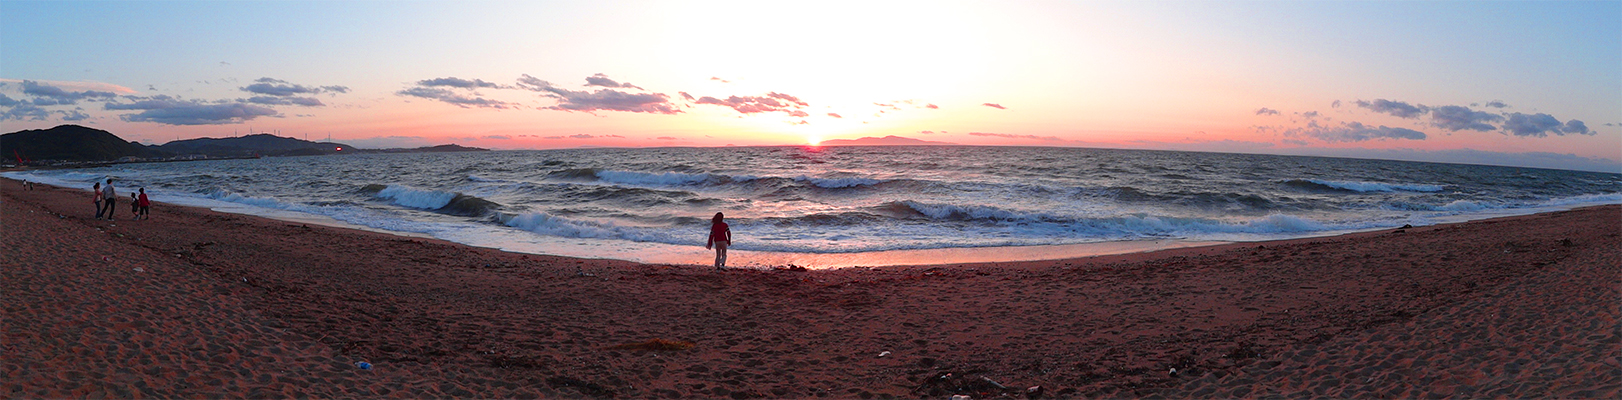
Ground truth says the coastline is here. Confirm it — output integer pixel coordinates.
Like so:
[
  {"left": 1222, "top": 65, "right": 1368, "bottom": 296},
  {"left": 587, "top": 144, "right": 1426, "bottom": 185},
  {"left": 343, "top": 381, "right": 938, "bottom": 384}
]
[
  {"left": 9, "top": 174, "right": 1616, "bottom": 268},
  {"left": 5, "top": 176, "right": 1618, "bottom": 398}
]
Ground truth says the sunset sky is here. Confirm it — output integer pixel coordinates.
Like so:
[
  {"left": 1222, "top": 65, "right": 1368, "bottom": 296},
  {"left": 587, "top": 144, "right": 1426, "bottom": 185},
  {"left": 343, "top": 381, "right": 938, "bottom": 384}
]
[{"left": 3, "top": 1, "right": 1618, "bottom": 171}]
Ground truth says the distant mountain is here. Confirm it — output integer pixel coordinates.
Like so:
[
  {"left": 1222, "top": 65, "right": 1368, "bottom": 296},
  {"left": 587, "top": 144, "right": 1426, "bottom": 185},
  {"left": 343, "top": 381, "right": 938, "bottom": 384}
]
[
  {"left": 158, "top": 133, "right": 354, "bottom": 157},
  {"left": 818, "top": 135, "right": 956, "bottom": 146},
  {"left": 358, "top": 144, "right": 490, "bottom": 153},
  {"left": 0, "top": 125, "right": 488, "bottom": 164},
  {"left": 1, "top": 124, "right": 163, "bottom": 162}
]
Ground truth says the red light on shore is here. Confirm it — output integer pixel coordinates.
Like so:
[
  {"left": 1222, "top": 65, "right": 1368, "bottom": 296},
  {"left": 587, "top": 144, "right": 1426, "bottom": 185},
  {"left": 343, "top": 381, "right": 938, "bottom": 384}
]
[{"left": 336, "top": 147, "right": 343, "bottom": 151}]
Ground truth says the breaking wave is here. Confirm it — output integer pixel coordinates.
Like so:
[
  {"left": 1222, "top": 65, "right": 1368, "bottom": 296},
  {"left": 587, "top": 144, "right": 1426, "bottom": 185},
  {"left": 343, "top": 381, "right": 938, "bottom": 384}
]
[
  {"left": 370, "top": 184, "right": 501, "bottom": 216},
  {"left": 1285, "top": 179, "right": 1445, "bottom": 193}
]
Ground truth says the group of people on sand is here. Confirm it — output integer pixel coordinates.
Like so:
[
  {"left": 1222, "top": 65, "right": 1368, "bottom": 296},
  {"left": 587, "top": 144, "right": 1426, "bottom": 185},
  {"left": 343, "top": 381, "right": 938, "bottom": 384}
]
[{"left": 91, "top": 178, "right": 150, "bottom": 221}]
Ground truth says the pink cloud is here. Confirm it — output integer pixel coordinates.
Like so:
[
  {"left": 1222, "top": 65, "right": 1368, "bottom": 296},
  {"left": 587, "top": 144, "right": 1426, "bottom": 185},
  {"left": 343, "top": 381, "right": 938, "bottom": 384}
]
[
  {"left": 518, "top": 74, "right": 679, "bottom": 114},
  {"left": 692, "top": 91, "right": 810, "bottom": 116}
]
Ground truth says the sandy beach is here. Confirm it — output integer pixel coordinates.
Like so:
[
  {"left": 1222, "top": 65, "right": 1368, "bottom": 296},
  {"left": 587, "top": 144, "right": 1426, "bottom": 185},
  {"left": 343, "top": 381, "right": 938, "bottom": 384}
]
[{"left": 3, "top": 176, "right": 1618, "bottom": 398}]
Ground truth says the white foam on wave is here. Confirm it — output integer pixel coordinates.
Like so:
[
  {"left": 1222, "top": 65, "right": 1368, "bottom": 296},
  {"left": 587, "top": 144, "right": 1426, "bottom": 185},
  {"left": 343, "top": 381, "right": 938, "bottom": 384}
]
[
  {"left": 1438, "top": 200, "right": 1490, "bottom": 211},
  {"left": 505, "top": 212, "right": 673, "bottom": 242},
  {"left": 1399, "top": 192, "right": 1619, "bottom": 214},
  {"left": 376, "top": 185, "right": 457, "bottom": 209},
  {"left": 1537, "top": 192, "right": 1622, "bottom": 207},
  {"left": 1307, "top": 179, "right": 1444, "bottom": 192},
  {"left": 2, "top": 171, "right": 105, "bottom": 188},
  {"left": 179, "top": 187, "right": 471, "bottom": 238},
  {"left": 204, "top": 188, "right": 299, "bottom": 210},
  {"left": 498, "top": 202, "right": 1357, "bottom": 253},
  {"left": 1097, "top": 213, "right": 1331, "bottom": 236}
]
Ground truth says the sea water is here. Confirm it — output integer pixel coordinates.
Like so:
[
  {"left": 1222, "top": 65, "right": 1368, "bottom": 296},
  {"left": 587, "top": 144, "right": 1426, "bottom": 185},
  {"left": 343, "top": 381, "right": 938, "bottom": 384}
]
[{"left": 10, "top": 146, "right": 1619, "bottom": 267}]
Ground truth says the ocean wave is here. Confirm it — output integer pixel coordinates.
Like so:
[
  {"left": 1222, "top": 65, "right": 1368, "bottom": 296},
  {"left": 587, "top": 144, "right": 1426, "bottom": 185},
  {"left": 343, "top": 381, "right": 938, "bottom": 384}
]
[
  {"left": 794, "top": 175, "right": 881, "bottom": 188},
  {"left": 541, "top": 167, "right": 912, "bottom": 193},
  {"left": 181, "top": 187, "right": 465, "bottom": 237},
  {"left": 546, "top": 168, "right": 750, "bottom": 187},
  {"left": 756, "top": 211, "right": 888, "bottom": 226},
  {"left": 1438, "top": 200, "right": 1490, "bottom": 211},
  {"left": 1286, "top": 179, "right": 1445, "bottom": 193},
  {"left": 466, "top": 174, "right": 508, "bottom": 183},
  {"left": 373, "top": 185, "right": 502, "bottom": 216},
  {"left": 3, "top": 171, "right": 107, "bottom": 187},
  {"left": 551, "top": 184, "right": 721, "bottom": 207},
  {"left": 377, "top": 185, "right": 459, "bottom": 209},
  {"left": 1177, "top": 191, "right": 1279, "bottom": 210},
  {"left": 895, "top": 200, "right": 1061, "bottom": 222},
  {"left": 1381, "top": 192, "right": 1620, "bottom": 213},
  {"left": 597, "top": 170, "right": 713, "bottom": 186},
  {"left": 58, "top": 171, "right": 111, "bottom": 182},
  {"left": 200, "top": 188, "right": 303, "bottom": 210},
  {"left": 545, "top": 168, "right": 602, "bottom": 181},
  {"left": 895, "top": 200, "right": 1332, "bottom": 233},
  {"left": 1535, "top": 192, "right": 1622, "bottom": 207},
  {"left": 506, "top": 212, "right": 669, "bottom": 242},
  {"left": 1102, "top": 186, "right": 1165, "bottom": 202}
]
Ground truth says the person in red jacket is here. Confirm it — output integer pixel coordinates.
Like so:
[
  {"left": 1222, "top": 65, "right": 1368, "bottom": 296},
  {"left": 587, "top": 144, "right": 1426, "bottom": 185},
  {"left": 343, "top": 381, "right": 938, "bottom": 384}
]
[
  {"left": 705, "top": 212, "right": 731, "bottom": 270},
  {"left": 136, "top": 188, "right": 151, "bottom": 220}
]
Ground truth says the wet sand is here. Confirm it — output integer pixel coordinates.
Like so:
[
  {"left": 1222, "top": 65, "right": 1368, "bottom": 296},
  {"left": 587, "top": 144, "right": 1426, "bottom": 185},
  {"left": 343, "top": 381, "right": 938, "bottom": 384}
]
[{"left": 4, "top": 177, "right": 1617, "bottom": 398}]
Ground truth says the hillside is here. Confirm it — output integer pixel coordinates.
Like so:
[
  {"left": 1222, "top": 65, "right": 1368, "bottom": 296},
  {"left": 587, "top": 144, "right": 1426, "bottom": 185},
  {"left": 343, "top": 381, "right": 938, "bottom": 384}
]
[
  {"left": 158, "top": 133, "right": 354, "bottom": 157},
  {"left": 1, "top": 124, "right": 162, "bottom": 162},
  {"left": 358, "top": 144, "right": 490, "bottom": 154}
]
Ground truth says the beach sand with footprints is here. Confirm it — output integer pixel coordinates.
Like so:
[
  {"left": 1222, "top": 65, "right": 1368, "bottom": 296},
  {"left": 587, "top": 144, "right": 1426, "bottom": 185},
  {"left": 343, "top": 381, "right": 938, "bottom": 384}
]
[{"left": 4, "top": 177, "right": 1617, "bottom": 398}]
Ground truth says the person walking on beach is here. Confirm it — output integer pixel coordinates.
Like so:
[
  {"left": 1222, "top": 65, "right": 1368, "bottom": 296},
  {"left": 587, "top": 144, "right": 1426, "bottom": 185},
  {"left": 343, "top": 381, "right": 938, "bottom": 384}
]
[
  {"left": 705, "top": 212, "right": 732, "bottom": 270},
  {"left": 100, "top": 178, "right": 116, "bottom": 221},
  {"left": 136, "top": 188, "right": 151, "bottom": 220},
  {"left": 92, "top": 182, "right": 104, "bottom": 218},
  {"left": 130, "top": 192, "right": 139, "bottom": 218}
]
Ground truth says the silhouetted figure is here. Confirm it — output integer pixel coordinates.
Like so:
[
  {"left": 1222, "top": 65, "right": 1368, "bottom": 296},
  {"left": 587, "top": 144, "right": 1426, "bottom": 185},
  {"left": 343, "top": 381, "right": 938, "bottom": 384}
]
[
  {"left": 137, "top": 188, "right": 151, "bottom": 220},
  {"left": 93, "top": 182, "right": 104, "bottom": 218},
  {"left": 101, "top": 178, "right": 116, "bottom": 221},
  {"left": 705, "top": 212, "right": 731, "bottom": 269}
]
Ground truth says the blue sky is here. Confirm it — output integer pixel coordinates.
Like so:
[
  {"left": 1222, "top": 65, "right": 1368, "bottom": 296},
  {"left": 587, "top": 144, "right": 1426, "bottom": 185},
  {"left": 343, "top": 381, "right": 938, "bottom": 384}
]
[{"left": 3, "top": 1, "right": 1619, "bottom": 172}]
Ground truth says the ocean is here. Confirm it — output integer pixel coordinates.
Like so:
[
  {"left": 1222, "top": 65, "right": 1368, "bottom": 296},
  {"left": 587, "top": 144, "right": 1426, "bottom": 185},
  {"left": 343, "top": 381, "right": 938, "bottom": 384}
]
[{"left": 9, "top": 146, "right": 1620, "bottom": 267}]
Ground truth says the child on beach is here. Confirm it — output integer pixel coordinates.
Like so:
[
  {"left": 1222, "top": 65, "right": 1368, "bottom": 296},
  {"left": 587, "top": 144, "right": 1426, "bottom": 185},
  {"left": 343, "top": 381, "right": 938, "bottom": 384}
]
[
  {"left": 131, "top": 193, "right": 139, "bottom": 218},
  {"left": 705, "top": 212, "right": 731, "bottom": 270},
  {"left": 137, "top": 188, "right": 151, "bottom": 220},
  {"left": 93, "top": 182, "right": 104, "bottom": 218}
]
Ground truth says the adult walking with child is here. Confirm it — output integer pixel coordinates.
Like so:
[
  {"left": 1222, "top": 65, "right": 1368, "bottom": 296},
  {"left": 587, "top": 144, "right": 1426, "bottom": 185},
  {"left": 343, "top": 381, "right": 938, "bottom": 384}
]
[{"left": 100, "top": 178, "right": 116, "bottom": 221}]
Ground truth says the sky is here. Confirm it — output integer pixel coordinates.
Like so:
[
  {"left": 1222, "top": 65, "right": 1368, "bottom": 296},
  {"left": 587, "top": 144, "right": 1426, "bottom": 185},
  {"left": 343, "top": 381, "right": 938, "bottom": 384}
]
[{"left": 2, "top": 0, "right": 1619, "bottom": 172}]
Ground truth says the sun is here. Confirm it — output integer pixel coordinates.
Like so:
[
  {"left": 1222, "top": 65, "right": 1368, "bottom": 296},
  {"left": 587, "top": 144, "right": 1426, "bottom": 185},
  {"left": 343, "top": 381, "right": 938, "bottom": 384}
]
[{"left": 806, "top": 135, "right": 822, "bottom": 146}]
